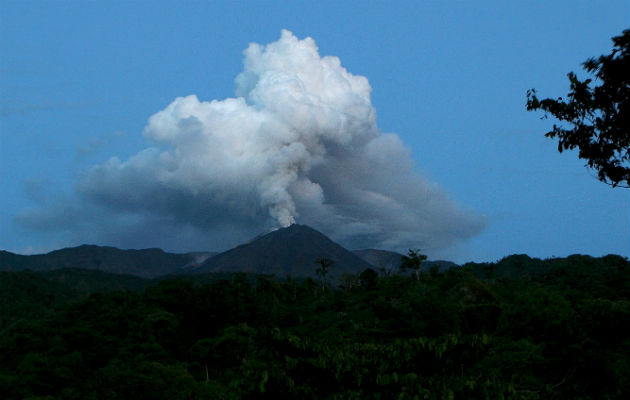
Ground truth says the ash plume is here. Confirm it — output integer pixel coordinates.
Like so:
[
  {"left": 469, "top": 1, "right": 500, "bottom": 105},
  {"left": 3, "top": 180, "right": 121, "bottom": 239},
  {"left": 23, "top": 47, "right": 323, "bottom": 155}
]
[{"left": 19, "top": 30, "right": 486, "bottom": 254}]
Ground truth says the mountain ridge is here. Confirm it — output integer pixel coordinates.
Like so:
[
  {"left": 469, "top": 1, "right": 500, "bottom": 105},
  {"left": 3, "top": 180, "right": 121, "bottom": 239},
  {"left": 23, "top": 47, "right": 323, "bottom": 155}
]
[
  {"left": 1, "top": 225, "right": 457, "bottom": 278},
  {"left": 191, "top": 224, "right": 374, "bottom": 278},
  {"left": 0, "top": 245, "right": 214, "bottom": 279}
]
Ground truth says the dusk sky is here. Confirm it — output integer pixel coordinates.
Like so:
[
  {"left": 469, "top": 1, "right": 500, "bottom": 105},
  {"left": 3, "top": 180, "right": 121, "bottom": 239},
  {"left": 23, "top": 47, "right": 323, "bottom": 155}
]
[{"left": 1, "top": 1, "right": 628, "bottom": 264}]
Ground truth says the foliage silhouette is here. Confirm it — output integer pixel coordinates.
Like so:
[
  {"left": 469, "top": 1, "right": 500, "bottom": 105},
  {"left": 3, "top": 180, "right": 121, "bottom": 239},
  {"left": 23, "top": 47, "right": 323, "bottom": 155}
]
[
  {"left": 527, "top": 29, "right": 630, "bottom": 187},
  {"left": 315, "top": 258, "right": 334, "bottom": 291},
  {"left": 400, "top": 249, "right": 428, "bottom": 280},
  {"left": 0, "top": 254, "right": 628, "bottom": 399}
]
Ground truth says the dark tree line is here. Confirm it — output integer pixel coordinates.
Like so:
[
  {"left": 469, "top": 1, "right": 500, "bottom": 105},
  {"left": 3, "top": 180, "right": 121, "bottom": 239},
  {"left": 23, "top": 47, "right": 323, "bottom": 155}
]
[{"left": 0, "top": 254, "right": 628, "bottom": 399}]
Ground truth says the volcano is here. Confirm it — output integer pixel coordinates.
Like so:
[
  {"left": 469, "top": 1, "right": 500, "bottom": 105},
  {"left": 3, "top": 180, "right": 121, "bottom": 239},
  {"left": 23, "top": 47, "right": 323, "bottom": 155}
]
[{"left": 193, "top": 224, "right": 373, "bottom": 278}]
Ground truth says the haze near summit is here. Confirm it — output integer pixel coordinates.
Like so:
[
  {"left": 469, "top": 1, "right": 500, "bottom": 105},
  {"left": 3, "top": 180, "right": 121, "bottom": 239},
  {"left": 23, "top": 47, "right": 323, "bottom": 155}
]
[{"left": 20, "top": 30, "right": 486, "bottom": 254}]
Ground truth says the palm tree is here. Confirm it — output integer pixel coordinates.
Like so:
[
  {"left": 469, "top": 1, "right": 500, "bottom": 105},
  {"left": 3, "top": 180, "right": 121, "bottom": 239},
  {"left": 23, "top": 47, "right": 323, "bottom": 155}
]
[
  {"left": 400, "top": 249, "right": 427, "bottom": 280},
  {"left": 315, "top": 258, "right": 334, "bottom": 291}
]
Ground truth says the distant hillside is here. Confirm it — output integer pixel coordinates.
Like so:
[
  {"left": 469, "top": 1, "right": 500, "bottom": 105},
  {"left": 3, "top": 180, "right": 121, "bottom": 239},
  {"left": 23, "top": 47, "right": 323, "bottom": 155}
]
[
  {"left": 353, "top": 249, "right": 458, "bottom": 274},
  {"left": 193, "top": 224, "right": 373, "bottom": 278},
  {"left": 423, "top": 260, "right": 459, "bottom": 272},
  {"left": 1, "top": 234, "right": 462, "bottom": 280},
  {"left": 353, "top": 249, "right": 404, "bottom": 270},
  {"left": 0, "top": 246, "right": 215, "bottom": 278}
]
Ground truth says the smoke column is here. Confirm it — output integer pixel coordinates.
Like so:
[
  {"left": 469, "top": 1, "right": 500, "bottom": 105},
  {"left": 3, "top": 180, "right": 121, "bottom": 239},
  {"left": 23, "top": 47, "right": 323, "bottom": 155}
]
[{"left": 53, "top": 30, "right": 485, "bottom": 252}]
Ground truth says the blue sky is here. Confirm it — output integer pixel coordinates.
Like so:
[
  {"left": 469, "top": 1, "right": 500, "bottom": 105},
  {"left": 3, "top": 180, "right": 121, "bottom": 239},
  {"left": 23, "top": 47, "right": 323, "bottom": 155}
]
[{"left": 1, "top": 0, "right": 628, "bottom": 263}]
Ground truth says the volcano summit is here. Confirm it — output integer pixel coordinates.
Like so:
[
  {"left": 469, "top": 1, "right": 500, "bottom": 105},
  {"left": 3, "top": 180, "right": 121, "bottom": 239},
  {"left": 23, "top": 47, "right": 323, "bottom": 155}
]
[{"left": 190, "top": 224, "right": 373, "bottom": 278}]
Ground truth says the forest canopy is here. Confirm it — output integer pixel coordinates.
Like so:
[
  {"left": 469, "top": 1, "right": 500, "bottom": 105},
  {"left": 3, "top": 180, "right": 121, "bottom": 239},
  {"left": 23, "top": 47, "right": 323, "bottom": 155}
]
[{"left": 1, "top": 254, "right": 628, "bottom": 399}]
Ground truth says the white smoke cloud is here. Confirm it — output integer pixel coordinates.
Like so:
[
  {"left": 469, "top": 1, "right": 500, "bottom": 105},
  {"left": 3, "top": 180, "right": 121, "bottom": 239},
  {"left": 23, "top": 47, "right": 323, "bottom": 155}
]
[{"left": 21, "top": 30, "right": 485, "bottom": 253}]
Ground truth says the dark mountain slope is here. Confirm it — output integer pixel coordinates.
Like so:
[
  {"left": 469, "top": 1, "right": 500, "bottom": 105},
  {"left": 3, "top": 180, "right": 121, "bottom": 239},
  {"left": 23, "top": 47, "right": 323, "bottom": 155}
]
[
  {"left": 0, "top": 245, "right": 213, "bottom": 278},
  {"left": 194, "top": 224, "right": 373, "bottom": 278},
  {"left": 353, "top": 249, "right": 405, "bottom": 270},
  {"left": 353, "top": 249, "right": 458, "bottom": 274}
]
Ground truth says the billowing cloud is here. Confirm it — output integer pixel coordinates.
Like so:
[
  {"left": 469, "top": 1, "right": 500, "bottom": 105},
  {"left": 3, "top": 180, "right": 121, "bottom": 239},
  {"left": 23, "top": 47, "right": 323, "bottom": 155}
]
[{"left": 19, "top": 30, "right": 485, "bottom": 254}]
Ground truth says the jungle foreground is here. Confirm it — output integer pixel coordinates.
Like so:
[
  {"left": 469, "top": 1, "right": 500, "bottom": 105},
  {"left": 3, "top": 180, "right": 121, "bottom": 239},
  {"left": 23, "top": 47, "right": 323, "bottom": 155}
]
[{"left": 1, "top": 254, "right": 628, "bottom": 399}]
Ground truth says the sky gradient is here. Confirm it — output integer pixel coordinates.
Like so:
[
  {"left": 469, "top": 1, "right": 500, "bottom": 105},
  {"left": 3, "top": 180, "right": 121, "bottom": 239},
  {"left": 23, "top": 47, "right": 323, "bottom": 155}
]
[{"left": 1, "top": 1, "right": 628, "bottom": 263}]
